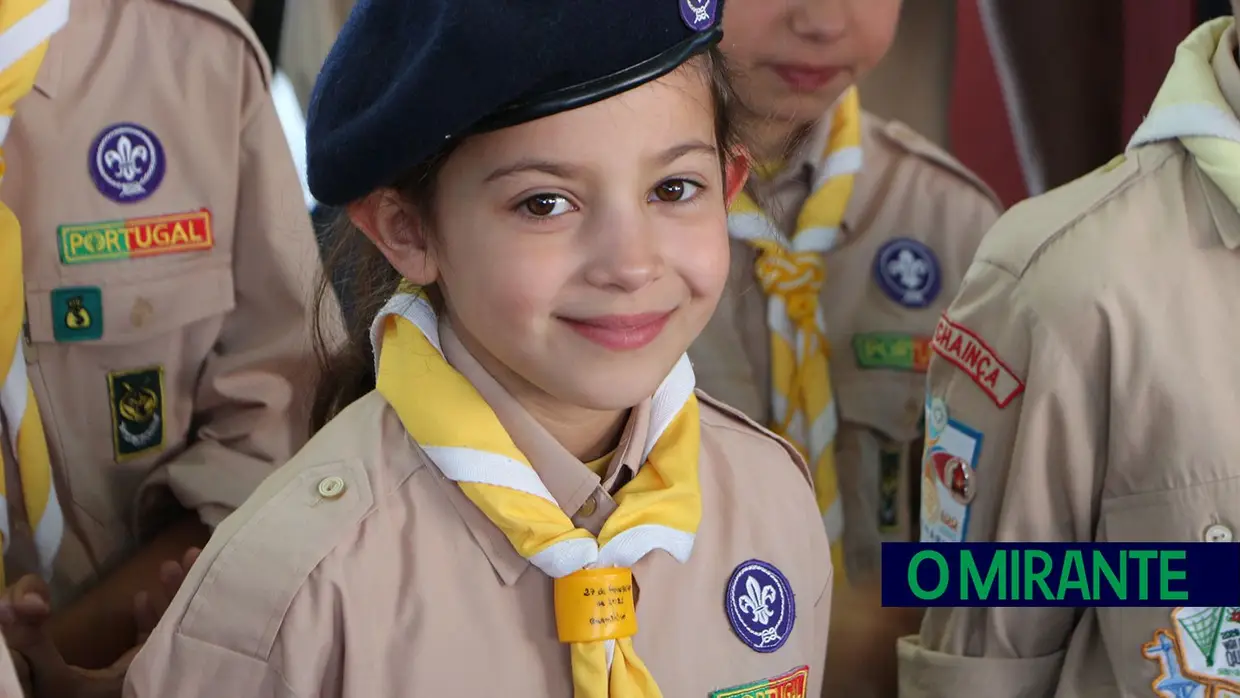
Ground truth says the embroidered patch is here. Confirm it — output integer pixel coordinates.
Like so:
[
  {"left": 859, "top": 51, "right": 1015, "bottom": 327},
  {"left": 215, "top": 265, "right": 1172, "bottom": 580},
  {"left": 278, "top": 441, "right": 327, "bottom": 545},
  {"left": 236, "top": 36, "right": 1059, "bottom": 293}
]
[
  {"left": 1144, "top": 609, "right": 1240, "bottom": 696},
  {"left": 725, "top": 559, "right": 795, "bottom": 653},
  {"left": 679, "top": 0, "right": 716, "bottom": 31},
  {"left": 925, "top": 395, "right": 949, "bottom": 442},
  {"left": 57, "top": 209, "right": 213, "bottom": 265},
  {"left": 878, "top": 441, "right": 901, "bottom": 532},
  {"left": 852, "top": 333, "right": 932, "bottom": 372},
  {"left": 709, "top": 666, "right": 809, "bottom": 698},
  {"left": 107, "top": 366, "right": 165, "bottom": 461},
  {"left": 50, "top": 287, "right": 103, "bottom": 342},
  {"left": 930, "top": 315, "right": 1025, "bottom": 408},
  {"left": 89, "top": 123, "right": 166, "bottom": 203},
  {"left": 873, "top": 238, "right": 941, "bottom": 309},
  {"left": 919, "top": 418, "right": 982, "bottom": 543}
]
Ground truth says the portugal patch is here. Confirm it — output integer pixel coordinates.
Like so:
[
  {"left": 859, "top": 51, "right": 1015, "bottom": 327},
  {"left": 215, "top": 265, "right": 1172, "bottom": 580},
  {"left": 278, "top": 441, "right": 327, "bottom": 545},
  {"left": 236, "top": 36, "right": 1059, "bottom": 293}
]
[
  {"left": 852, "top": 333, "right": 931, "bottom": 372},
  {"left": 930, "top": 315, "right": 1024, "bottom": 407},
  {"left": 107, "top": 366, "right": 165, "bottom": 461},
  {"left": 709, "top": 666, "right": 809, "bottom": 698},
  {"left": 58, "top": 209, "right": 213, "bottom": 265}
]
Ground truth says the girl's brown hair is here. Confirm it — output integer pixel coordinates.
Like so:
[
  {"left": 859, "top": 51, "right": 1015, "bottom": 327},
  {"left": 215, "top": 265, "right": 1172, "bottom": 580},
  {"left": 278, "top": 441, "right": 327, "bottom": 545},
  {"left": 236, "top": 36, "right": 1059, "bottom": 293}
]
[{"left": 309, "top": 46, "right": 744, "bottom": 432}]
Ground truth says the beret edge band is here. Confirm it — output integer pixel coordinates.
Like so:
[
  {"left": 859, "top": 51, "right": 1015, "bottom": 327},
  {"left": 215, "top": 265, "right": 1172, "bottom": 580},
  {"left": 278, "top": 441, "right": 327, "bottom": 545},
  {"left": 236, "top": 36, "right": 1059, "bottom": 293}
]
[{"left": 473, "top": 27, "right": 724, "bottom": 133}]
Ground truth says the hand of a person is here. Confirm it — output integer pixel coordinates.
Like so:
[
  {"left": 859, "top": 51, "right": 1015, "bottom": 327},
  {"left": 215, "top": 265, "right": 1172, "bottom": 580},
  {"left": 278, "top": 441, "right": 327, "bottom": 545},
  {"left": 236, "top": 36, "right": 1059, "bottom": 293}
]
[
  {"left": 0, "top": 574, "right": 124, "bottom": 698},
  {"left": 133, "top": 547, "right": 200, "bottom": 643}
]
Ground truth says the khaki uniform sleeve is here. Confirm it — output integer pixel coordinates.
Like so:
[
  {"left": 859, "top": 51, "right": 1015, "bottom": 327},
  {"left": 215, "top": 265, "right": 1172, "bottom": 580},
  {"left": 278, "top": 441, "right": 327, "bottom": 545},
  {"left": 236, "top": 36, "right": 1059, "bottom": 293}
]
[
  {"left": 136, "top": 48, "right": 340, "bottom": 529},
  {"left": 898, "top": 257, "right": 1107, "bottom": 698},
  {"left": 124, "top": 631, "right": 300, "bottom": 698}
]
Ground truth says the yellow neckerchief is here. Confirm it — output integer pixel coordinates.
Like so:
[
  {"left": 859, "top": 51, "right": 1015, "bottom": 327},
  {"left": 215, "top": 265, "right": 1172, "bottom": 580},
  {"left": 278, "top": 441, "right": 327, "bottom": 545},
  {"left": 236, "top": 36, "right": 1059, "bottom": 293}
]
[
  {"left": 726, "top": 86, "right": 861, "bottom": 583},
  {"left": 1129, "top": 18, "right": 1240, "bottom": 210},
  {"left": 584, "top": 451, "right": 615, "bottom": 478},
  {"left": 371, "top": 289, "right": 701, "bottom": 698},
  {"left": 0, "top": 0, "right": 69, "bottom": 588}
]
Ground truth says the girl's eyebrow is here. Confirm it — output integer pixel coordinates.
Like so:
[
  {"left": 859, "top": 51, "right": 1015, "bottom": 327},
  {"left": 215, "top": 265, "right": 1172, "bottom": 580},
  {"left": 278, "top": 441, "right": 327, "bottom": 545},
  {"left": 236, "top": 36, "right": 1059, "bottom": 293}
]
[{"left": 484, "top": 140, "right": 718, "bottom": 183}]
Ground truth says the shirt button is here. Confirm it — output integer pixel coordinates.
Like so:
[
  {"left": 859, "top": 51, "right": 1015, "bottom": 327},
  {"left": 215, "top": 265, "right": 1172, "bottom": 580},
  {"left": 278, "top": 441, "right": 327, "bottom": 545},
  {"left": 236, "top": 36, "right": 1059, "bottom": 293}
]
[
  {"left": 317, "top": 476, "right": 347, "bottom": 499},
  {"left": 577, "top": 495, "right": 598, "bottom": 518},
  {"left": 1205, "top": 523, "right": 1233, "bottom": 543}
]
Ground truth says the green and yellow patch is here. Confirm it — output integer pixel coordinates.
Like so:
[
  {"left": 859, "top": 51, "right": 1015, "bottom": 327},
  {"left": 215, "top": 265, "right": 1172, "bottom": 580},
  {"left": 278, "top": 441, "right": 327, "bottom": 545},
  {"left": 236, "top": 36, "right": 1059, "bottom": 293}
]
[
  {"left": 852, "top": 332, "right": 931, "bottom": 372},
  {"left": 50, "top": 287, "right": 103, "bottom": 342}
]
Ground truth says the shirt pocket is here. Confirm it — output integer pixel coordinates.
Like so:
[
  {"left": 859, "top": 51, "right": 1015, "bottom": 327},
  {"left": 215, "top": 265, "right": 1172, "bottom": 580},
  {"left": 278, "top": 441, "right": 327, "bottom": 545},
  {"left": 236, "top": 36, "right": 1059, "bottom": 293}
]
[
  {"left": 23, "top": 263, "right": 235, "bottom": 531},
  {"left": 1096, "top": 479, "right": 1240, "bottom": 697}
]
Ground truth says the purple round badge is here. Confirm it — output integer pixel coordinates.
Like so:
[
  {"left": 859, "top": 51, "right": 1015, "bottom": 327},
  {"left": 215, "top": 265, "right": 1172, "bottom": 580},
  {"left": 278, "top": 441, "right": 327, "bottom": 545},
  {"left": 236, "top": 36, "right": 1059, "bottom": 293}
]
[
  {"left": 89, "top": 123, "right": 166, "bottom": 204},
  {"left": 725, "top": 559, "right": 795, "bottom": 653},
  {"left": 873, "top": 237, "right": 941, "bottom": 309},
  {"left": 679, "top": 0, "right": 717, "bottom": 31}
]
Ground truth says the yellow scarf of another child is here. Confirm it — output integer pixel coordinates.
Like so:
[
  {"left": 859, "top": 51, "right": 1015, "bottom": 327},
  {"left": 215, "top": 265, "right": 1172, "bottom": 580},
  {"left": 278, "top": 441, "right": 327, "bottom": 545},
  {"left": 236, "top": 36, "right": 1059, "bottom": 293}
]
[
  {"left": 372, "top": 289, "right": 702, "bottom": 698},
  {"left": 0, "top": 0, "right": 69, "bottom": 588},
  {"left": 726, "top": 87, "right": 862, "bottom": 582},
  {"left": 1128, "top": 18, "right": 1240, "bottom": 211}
]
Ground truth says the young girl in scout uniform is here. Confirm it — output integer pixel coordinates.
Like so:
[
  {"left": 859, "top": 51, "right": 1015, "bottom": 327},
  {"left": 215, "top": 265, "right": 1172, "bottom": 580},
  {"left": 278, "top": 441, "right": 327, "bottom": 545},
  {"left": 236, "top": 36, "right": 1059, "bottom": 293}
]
[
  {"left": 124, "top": 1, "right": 833, "bottom": 697},
  {"left": 689, "top": 0, "right": 1003, "bottom": 693},
  {"left": 903, "top": 5, "right": 1240, "bottom": 698},
  {"left": 0, "top": 0, "right": 330, "bottom": 691}
]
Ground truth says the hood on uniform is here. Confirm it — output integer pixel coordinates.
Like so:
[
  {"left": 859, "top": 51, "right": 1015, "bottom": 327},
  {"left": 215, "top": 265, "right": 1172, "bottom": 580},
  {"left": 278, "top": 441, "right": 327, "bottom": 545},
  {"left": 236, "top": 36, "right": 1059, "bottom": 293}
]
[{"left": 305, "top": 0, "right": 725, "bottom": 206}]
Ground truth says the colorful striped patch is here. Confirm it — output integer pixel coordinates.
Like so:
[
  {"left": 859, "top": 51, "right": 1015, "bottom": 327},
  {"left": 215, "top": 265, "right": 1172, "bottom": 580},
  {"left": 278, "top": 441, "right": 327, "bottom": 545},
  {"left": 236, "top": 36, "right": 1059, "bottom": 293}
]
[
  {"left": 852, "top": 332, "right": 931, "bottom": 372},
  {"left": 709, "top": 666, "right": 809, "bottom": 698},
  {"left": 57, "top": 208, "right": 213, "bottom": 265}
]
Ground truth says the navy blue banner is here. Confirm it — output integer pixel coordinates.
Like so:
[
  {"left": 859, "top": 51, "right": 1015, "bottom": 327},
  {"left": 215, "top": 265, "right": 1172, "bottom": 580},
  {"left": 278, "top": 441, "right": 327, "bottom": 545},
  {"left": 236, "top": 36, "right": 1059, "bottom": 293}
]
[{"left": 880, "top": 543, "right": 1240, "bottom": 607}]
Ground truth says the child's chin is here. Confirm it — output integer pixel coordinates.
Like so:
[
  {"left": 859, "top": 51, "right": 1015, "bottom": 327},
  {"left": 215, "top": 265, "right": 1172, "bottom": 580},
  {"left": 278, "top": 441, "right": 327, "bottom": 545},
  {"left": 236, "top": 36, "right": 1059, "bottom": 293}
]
[{"left": 555, "top": 369, "right": 671, "bottom": 413}]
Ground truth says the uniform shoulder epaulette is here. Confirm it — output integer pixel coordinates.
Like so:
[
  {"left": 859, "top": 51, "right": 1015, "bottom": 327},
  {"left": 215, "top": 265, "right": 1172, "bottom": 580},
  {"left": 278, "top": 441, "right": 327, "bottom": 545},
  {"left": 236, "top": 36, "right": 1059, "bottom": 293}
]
[
  {"left": 695, "top": 390, "right": 813, "bottom": 491},
  {"left": 874, "top": 117, "right": 1003, "bottom": 211},
  {"left": 172, "top": 396, "right": 396, "bottom": 658},
  {"left": 161, "top": 0, "right": 272, "bottom": 86},
  {"left": 975, "top": 143, "right": 1170, "bottom": 277}
]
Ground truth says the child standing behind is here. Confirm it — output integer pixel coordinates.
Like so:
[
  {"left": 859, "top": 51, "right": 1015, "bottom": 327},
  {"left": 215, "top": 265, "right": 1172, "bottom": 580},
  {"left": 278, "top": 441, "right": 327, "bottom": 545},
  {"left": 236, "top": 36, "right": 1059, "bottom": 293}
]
[{"left": 691, "top": 1, "right": 1003, "bottom": 694}]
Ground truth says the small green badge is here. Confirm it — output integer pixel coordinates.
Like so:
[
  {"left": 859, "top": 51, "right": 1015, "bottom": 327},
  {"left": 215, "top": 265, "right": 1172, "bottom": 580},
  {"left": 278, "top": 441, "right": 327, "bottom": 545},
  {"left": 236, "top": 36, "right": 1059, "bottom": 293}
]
[
  {"left": 107, "top": 366, "right": 165, "bottom": 461},
  {"left": 852, "top": 332, "right": 932, "bottom": 372},
  {"left": 50, "top": 287, "right": 103, "bottom": 342}
]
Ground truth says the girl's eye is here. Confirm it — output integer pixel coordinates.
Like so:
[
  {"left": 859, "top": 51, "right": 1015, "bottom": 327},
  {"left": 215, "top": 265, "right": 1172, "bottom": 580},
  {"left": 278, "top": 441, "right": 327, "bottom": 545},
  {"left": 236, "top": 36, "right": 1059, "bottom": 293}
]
[
  {"left": 651, "top": 179, "right": 702, "bottom": 203},
  {"left": 522, "top": 194, "right": 574, "bottom": 217}
]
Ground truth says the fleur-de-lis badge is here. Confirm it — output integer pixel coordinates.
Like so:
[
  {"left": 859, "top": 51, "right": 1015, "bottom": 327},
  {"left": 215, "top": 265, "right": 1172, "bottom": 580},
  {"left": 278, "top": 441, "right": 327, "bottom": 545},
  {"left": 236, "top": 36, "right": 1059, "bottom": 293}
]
[
  {"left": 686, "top": 0, "right": 711, "bottom": 23},
  {"left": 90, "top": 123, "right": 166, "bottom": 203},
  {"left": 738, "top": 574, "right": 777, "bottom": 625},
  {"left": 103, "top": 135, "right": 150, "bottom": 185},
  {"left": 726, "top": 560, "right": 795, "bottom": 653}
]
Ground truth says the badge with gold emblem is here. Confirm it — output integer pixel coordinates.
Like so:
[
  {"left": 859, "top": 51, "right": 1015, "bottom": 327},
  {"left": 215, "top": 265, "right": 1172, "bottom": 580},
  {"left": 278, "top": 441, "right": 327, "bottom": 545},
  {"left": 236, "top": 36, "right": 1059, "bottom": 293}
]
[{"left": 107, "top": 366, "right": 165, "bottom": 460}]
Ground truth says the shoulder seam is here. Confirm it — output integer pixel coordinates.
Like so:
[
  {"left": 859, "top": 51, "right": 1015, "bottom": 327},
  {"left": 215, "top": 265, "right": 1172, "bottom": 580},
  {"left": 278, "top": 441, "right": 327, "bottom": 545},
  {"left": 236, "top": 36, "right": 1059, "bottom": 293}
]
[
  {"left": 161, "top": 0, "right": 272, "bottom": 87},
  {"left": 695, "top": 391, "right": 814, "bottom": 491},
  {"left": 983, "top": 146, "right": 1180, "bottom": 280}
]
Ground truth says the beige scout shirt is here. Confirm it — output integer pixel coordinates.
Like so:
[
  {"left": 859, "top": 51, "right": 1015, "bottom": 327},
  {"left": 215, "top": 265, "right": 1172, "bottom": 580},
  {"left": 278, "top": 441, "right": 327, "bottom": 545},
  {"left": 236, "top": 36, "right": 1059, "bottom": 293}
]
[
  {"left": 898, "top": 33, "right": 1240, "bottom": 698},
  {"left": 124, "top": 328, "right": 832, "bottom": 697},
  {"left": 691, "top": 112, "right": 1003, "bottom": 581},
  {"left": 0, "top": 0, "right": 329, "bottom": 603},
  {"left": 0, "top": 641, "right": 20, "bottom": 698}
]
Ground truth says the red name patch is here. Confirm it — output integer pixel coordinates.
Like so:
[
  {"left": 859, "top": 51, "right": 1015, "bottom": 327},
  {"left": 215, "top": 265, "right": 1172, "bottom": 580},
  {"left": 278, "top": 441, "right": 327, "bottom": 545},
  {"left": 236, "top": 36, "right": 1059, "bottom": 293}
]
[{"left": 931, "top": 315, "right": 1025, "bottom": 408}]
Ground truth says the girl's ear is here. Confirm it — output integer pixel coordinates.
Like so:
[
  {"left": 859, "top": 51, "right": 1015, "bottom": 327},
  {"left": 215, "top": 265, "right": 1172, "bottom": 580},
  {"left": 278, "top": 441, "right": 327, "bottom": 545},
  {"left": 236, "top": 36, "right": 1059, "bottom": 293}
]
[
  {"left": 723, "top": 148, "right": 751, "bottom": 206},
  {"left": 348, "top": 189, "right": 440, "bottom": 286}
]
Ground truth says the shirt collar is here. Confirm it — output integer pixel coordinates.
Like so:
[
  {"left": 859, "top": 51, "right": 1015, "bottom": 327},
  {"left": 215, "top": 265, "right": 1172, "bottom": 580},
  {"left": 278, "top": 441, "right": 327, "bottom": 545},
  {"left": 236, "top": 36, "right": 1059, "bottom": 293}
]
[
  {"left": 1209, "top": 26, "right": 1240, "bottom": 248},
  {"left": 433, "top": 321, "right": 646, "bottom": 585}
]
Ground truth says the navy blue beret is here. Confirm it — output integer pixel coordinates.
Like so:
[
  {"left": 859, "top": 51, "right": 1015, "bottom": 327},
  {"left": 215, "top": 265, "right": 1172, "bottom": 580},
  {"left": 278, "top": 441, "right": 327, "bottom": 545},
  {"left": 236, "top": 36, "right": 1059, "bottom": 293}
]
[{"left": 306, "top": 0, "right": 725, "bottom": 206}]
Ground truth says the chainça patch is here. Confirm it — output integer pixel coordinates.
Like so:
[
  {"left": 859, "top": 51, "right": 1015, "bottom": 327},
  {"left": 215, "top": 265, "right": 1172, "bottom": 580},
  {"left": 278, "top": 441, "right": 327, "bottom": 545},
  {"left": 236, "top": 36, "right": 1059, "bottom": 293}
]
[{"left": 931, "top": 315, "right": 1025, "bottom": 408}]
